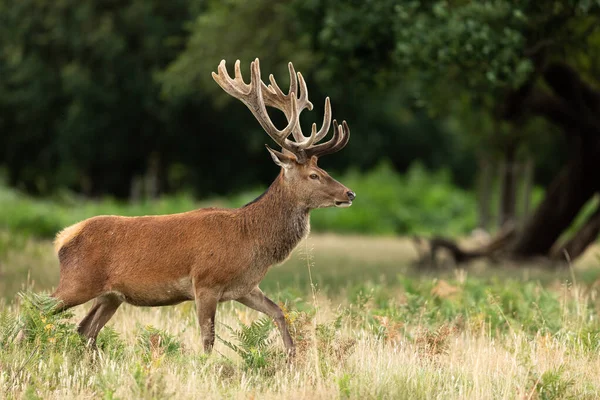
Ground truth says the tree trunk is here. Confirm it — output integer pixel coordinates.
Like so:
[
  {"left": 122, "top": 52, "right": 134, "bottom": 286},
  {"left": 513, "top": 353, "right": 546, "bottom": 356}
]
[
  {"left": 476, "top": 156, "right": 493, "bottom": 231},
  {"left": 506, "top": 63, "right": 600, "bottom": 259},
  {"left": 413, "top": 62, "right": 600, "bottom": 267},
  {"left": 145, "top": 152, "right": 161, "bottom": 200},
  {"left": 498, "top": 146, "right": 518, "bottom": 228},
  {"left": 510, "top": 133, "right": 600, "bottom": 257},
  {"left": 550, "top": 200, "right": 600, "bottom": 261},
  {"left": 521, "top": 158, "right": 534, "bottom": 222},
  {"left": 130, "top": 176, "right": 143, "bottom": 203}
]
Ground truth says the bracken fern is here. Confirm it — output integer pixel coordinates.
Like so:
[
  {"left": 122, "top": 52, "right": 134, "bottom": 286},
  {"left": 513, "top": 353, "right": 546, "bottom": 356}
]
[{"left": 218, "top": 316, "right": 283, "bottom": 372}]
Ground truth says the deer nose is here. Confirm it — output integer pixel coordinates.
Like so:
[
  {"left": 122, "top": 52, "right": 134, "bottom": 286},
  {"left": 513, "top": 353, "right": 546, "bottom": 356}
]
[{"left": 346, "top": 191, "right": 356, "bottom": 201}]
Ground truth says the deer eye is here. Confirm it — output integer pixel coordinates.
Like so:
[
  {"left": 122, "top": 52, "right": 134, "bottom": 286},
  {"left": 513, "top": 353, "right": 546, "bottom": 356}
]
[{"left": 309, "top": 173, "right": 319, "bottom": 180}]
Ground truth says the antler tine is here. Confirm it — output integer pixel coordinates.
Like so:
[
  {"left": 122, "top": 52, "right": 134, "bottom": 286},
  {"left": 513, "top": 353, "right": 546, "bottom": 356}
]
[
  {"left": 305, "top": 119, "right": 350, "bottom": 159},
  {"left": 296, "top": 71, "right": 313, "bottom": 111},
  {"left": 267, "top": 74, "right": 285, "bottom": 98},
  {"left": 287, "top": 71, "right": 315, "bottom": 143},
  {"left": 212, "top": 58, "right": 299, "bottom": 153},
  {"left": 326, "top": 120, "right": 351, "bottom": 155},
  {"left": 282, "top": 71, "right": 329, "bottom": 146},
  {"left": 249, "top": 59, "right": 298, "bottom": 146},
  {"left": 264, "top": 61, "right": 293, "bottom": 100},
  {"left": 287, "top": 62, "right": 298, "bottom": 99},
  {"left": 212, "top": 60, "right": 247, "bottom": 98},
  {"left": 260, "top": 62, "right": 314, "bottom": 144},
  {"left": 313, "top": 97, "right": 331, "bottom": 142},
  {"left": 233, "top": 60, "right": 248, "bottom": 88},
  {"left": 213, "top": 58, "right": 350, "bottom": 163}
]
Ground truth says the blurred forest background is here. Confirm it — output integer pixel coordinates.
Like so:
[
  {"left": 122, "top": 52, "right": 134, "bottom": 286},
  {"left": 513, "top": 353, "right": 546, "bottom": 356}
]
[{"left": 1, "top": 0, "right": 600, "bottom": 263}]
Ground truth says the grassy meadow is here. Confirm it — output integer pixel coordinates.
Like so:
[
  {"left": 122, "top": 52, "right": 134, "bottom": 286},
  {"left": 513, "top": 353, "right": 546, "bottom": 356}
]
[
  {"left": 1, "top": 172, "right": 600, "bottom": 399},
  {"left": 1, "top": 229, "right": 600, "bottom": 399}
]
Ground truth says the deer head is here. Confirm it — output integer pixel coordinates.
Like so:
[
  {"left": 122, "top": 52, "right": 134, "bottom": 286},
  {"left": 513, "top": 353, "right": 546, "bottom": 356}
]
[{"left": 212, "top": 58, "right": 355, "bottom": 209}]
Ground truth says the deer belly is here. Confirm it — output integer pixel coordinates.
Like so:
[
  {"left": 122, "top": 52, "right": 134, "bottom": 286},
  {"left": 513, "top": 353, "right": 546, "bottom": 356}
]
[
  {"left": 112, "top": 277, "right": 194, "bottom": 307},
  {"left": 220, "top": 266, "right": 269, "bottom": 301}
]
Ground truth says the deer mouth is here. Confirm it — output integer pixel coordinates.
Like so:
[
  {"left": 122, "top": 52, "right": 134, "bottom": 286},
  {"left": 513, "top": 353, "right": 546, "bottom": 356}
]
[{"left": 335, "top": 200, "right": 352, "bottom": 208}]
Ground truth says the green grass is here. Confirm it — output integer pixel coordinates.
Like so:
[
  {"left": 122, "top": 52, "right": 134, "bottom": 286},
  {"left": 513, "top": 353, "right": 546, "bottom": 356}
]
[{"left": 1, "top": 229, "right": 600, "bottom": 399}]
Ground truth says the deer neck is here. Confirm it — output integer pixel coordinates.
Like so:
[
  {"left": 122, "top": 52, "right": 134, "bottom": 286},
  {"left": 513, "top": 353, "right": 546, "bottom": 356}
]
[{"left": 239, "top": 172, "right": 310, "bottom": 262}]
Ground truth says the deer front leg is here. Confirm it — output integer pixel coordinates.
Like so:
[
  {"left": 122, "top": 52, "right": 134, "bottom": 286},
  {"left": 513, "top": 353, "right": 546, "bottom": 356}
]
[
  {"left": 236, "top": 287, "right": 295, "bottom": 358},
  {"left": 194, "top": 289, "right": 219, "bottom": 353}
]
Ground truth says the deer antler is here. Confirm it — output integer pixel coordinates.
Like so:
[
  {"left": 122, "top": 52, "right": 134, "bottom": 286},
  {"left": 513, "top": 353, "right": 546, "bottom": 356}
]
[
  {"left": 303, "top": 119, "right": 350, "bottom": 159},
  {"left": 212, "top": 58, "right": 349, "bottom": 163}
]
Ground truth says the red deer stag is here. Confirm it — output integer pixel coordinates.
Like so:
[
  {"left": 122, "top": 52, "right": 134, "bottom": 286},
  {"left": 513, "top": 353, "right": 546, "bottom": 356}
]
[{"left": 50, "top": 58, "right": 354, "bottom": 357}]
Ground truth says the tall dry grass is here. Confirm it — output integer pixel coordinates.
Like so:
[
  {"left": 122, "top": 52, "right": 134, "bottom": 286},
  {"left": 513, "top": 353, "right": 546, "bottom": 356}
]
[{"left": 1, "top": 232, "right": 599, "bottom": 399}]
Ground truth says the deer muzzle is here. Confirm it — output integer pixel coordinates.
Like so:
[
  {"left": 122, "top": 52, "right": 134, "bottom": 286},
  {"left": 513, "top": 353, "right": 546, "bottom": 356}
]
[{"left": 335, "top": 190, "right": 355, "bottom": 208}]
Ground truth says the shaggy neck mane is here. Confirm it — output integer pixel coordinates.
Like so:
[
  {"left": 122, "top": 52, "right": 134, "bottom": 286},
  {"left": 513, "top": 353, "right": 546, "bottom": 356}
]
[{"left": 238, "top": 171, "right": 310, "bottom": 261}]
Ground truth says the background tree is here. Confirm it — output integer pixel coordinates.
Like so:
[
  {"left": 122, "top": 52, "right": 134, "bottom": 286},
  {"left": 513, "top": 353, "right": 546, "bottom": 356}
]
[
  {"left": 162, "top": 0, "right": 477, "bottom": 193},
  {"left": 376, "top": 0, "right": 600, "bottom": 262},
  {"left": 0, "top": 0, "right": 191, "bottom": 196},
  {"left": 1, "top": 0, "right": 471, "bottom": 199},
  {"left": 1, "top": 0, "right": 599, "bottom": 262}
]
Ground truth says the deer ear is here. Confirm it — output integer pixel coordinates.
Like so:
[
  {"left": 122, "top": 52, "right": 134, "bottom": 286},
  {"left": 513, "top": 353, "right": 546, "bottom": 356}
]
[{"left": 265, "top": 145, "right": 295, "bottom": 169}]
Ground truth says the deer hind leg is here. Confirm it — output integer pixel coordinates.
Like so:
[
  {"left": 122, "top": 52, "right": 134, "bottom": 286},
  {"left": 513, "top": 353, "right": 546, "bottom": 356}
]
[
  {"left": 50, "top": 280, "right": 102, "bottom": 314},
  {"left": 194, "top": 289, "right": 219, "bottom": 353},
  {"left": 77, "top": 293, "right": 122, "bottom": 345},
  {"left": 236, "top": 287, "right": 295, "bottom": 358}
]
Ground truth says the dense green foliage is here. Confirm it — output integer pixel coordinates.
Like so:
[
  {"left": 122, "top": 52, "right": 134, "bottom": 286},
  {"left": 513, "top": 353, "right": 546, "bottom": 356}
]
[
  {"left": 1, "top": 161, "right": 512, "bottom": 238},
  {"left": 310, "top": 162, "right": 480, "bottom": 235},
  {"left": 3, "top": 0, "right": 597, "bottom": 199},
  {"left": 0, "top": 0, "right": 470, "bottom": 198},
  {"left": 0, "top": 0, "right": 191, "bottom": 196}
]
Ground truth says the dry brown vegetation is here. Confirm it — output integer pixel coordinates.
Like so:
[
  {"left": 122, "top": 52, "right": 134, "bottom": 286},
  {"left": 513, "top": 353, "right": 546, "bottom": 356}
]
[{"left": 1, "top": 232, "right": 600, "bottom": 399}]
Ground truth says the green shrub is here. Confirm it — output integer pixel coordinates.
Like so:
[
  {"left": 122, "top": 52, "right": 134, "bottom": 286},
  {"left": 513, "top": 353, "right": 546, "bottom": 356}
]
[
  {"left": 218, "top": 317, "right": 284, "bottom": 373},
  {"left": 13, "top": 292, "right": 85, "bottom": 351},
  {"left": 311, "top": 161, "right": 477, "bottom": 235},
  {"left": 0, "top": 161, "right": 479, "bottom": 237},
  {"left": 136, "top": 324, "right": 183, "bottom": 363}
]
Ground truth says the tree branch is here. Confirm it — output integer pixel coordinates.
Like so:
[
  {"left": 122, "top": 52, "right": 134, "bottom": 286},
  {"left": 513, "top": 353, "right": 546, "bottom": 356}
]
[
  {"left": 526, "top": 89, "right": 584, "bottom": 131},
  {"left": 550, "top": 199, "right": 600, "bottom": 261},
  {"left": 543, "top": 62, "right": 600, "bottom": 137}
]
